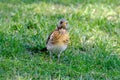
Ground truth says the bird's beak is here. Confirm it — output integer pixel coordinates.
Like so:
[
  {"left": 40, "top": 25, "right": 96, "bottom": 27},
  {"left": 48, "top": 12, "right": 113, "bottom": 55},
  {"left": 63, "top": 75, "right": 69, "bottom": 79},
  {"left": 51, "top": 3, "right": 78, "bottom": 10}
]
[
  {"left": 64, "top": 22, "right": 68, "bottom": 30},
  {"left": 63, "top": 21, "right": 68, "bottom": 26}
]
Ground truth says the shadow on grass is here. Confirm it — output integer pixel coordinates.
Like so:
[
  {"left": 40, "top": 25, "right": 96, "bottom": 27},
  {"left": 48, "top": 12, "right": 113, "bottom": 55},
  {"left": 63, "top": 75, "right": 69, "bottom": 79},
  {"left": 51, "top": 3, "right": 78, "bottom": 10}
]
[{"left": 25, "top": 44, "right": 48, "bottom": 55}]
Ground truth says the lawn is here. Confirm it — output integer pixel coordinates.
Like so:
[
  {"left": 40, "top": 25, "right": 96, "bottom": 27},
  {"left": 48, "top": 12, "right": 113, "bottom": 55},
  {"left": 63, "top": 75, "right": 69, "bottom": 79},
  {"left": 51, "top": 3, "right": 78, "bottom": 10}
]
[{"left": 0, "top": 0, "right": 120, "bottom": 79}]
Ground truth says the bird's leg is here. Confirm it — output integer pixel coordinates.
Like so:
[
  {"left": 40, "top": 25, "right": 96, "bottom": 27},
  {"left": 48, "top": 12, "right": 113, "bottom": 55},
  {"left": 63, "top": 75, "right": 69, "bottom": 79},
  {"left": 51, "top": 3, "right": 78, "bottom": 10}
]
[
  {"left": 50, "top": 51, "right": 53, "bottom": 62},
  {"left": 58, "top": 52, "right": 62, "bottom": 63}
]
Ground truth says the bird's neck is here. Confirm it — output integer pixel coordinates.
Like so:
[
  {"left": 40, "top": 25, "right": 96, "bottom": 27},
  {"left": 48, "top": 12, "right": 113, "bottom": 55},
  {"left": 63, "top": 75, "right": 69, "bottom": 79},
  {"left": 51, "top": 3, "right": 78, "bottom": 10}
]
[
  {"left": 57, "top": 27, "right": 67, "bottom": 31},
  {"left": 56, "top": 28, "right": 67, "bottom": 34}
]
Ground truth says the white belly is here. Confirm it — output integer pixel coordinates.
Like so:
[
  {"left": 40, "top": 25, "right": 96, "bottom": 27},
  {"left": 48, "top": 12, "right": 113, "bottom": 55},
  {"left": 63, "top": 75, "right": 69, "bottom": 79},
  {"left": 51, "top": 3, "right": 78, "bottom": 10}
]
[{"left": 47, "top": 44, "right": 67, "bottom": 53}]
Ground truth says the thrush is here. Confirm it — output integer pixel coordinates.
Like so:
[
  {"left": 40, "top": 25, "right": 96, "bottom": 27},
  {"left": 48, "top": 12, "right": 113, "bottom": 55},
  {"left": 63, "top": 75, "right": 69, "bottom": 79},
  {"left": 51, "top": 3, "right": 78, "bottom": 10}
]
[{"left": 46, "top": 19, "right": 69, "bottom": 62}]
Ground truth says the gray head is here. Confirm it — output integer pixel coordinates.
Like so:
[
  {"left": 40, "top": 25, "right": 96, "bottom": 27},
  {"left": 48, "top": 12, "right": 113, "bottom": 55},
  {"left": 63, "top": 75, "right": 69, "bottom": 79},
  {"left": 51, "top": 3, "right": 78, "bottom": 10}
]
[{"left": 57, "top": 19, "right": 68, "bottom": 30}]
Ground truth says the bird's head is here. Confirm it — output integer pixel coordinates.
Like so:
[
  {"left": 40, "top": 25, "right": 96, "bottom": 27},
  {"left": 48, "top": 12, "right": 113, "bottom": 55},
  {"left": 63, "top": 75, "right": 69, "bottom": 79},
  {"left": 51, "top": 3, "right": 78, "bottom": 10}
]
[{"left": 57, "top": 19, "right": 68, "bottom": 30}]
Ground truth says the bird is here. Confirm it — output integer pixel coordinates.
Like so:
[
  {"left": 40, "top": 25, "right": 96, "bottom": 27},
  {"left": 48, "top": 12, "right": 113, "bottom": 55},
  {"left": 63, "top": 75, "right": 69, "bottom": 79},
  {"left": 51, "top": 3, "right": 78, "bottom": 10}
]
[{"left": 46, "top": 19, "right": 69, "bottom": 63}]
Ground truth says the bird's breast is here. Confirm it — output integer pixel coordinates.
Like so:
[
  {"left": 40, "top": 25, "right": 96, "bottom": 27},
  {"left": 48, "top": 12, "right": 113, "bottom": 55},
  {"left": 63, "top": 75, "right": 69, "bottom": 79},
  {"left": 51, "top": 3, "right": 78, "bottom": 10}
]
[{"left": 47, "top": 29, "right": 69, "bottom": 53}]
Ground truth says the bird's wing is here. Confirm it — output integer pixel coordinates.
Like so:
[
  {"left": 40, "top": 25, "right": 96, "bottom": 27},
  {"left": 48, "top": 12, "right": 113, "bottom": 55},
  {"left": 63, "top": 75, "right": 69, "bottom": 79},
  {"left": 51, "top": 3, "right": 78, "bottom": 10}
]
[
  {"left": 46, "top": 31, "right": 53, "bottom": 44},
  {"left": 46, "top": 29, "right": 69, "bottom": 45},
  {"left": 46, "top": 30, "right": 58, "bottom": 44}
]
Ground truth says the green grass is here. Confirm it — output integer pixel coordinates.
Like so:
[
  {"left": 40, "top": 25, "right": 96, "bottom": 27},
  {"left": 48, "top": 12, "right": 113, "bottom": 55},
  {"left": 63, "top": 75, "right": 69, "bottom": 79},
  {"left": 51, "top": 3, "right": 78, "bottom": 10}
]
[{"left": 0, "top": 0, "right": 120, "bottom": 79}]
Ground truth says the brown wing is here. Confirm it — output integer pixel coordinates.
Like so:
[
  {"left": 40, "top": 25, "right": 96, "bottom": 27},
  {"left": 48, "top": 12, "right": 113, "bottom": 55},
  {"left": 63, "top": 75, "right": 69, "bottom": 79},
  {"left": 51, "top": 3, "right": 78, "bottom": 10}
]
[
  {"left": 46, "top": 29, "right": 69, "bottom": 45},
  {"left": 46, "top": 29, "right": 59, "bottom": 44}
]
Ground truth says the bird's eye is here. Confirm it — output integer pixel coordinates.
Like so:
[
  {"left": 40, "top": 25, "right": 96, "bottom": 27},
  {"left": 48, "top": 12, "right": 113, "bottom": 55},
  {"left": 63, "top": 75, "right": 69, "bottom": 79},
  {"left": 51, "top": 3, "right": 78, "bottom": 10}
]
[{"left": 60, "top": 21, "right": 63, "bottom": 24}]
